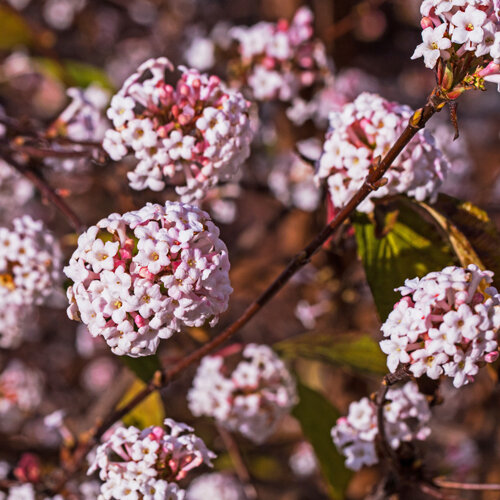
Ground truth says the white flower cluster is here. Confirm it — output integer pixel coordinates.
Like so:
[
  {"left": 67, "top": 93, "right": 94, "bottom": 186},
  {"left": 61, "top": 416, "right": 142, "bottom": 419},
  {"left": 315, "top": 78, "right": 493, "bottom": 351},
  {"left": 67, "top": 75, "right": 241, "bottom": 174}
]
[
  {"left": 289, "top": 442, "right": 318, "bottom": 477},
  {"left": 186, "top": 473, "right": 245, "bottom": 500},
  {"left": 103, "top": 57, "right": 254, "bottom": 202},
  {"left": 380, "top": 265, "right": 500, "bottom": 388},
  {"left": 88, "top": 419, "right": 215, "bottom": 500},
  {"left": 0, "top": 360, "right": 43, "bottom": 433},
  {"left": 0, "top": 483, "right": 36, "bottom": 500},
  {"left": 412, "top": 0, "right": 500, "bottom": 90},
  {"left": 331, "top": 382, "right": 431, "bottom": 471},
  {"left": 0, "top": 215, "right": 62, "bottom": 306},
  {"left": 268, "top": 152, "right": 321, "bottom": 212},
  {"left": 45, "top": 85, "right": 110, "bottom": 172},
  {"left": 65, "top": 202, "right": 232, "bottom": 357},
  {"left": 188, "top": 344, "right": 298, "bottom": 444},
  {"left": 229, "top": 7, "right": 329, "bottom": 101},
  {"left": 316, "top": 93, "right": 449, "bottom": 213},
  {"left": 0, "top": 306, "right": 36, "bottom": 349}
]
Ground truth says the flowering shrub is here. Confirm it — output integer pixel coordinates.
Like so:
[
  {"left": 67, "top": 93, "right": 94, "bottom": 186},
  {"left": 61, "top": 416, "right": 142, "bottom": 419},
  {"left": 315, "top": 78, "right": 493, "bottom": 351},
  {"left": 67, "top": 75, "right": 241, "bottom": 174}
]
[
  {"left": 316, "top": 92, "right": 449, "bottom": 213},
  {"left": 88, "top": 419, "right": 215, "bottom": 499},
  {"left": 413, "top": 0, "right": 500, "bottom": 92},
  {"left": 229, "top": 7, "right": 329, "bottom": 101},
  {"left": 186, "top": 473, "right": 244, "bottom": 500},
  {"left": 103, "top": 57, "right": 254, "bottom": 201},
  {"left": 65, "top": 201, "right": 232, "bottom": 356},
  {"left": 188, "top": 344, "right": 297, "bottom": 443},
  {"left": 380, "top": 265, "right": 500, "bottom": 387},
  {"left": 0, "top": 215, "right": 62, "bottom": 307},
  {"left": 331, "top": 382, "right": 431, "bottom": 471}
]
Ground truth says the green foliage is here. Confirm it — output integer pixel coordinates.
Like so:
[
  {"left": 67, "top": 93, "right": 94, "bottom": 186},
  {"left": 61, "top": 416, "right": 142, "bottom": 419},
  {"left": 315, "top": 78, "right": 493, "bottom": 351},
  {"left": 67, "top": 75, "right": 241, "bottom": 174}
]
[
  {"left": 121, "top": 379, "right": 165, "bottom": 429},
  {"left": 120, "top": 355, "right": 162, "bottom": 383},
  {"left": 0, "top": 6, "right": 33, "bottom": 49},
  {"left": 276, "top": 333, "right": 387, "bottom": 375},
  {"left": 353, "top": 201, "right": 455, "bottom": 320},
  {"left": 292, "top": 382, "right": 351, "bottom": 499}
]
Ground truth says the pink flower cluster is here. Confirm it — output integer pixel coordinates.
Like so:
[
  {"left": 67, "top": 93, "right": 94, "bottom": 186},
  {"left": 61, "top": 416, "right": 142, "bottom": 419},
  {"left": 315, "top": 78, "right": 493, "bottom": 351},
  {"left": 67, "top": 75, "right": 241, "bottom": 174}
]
[
  {"left": 229, "top": 7, "right": 329, "bottom": 101},
  {"left": 45, "top": 85, "right": 110, "bottom": 172},
  {"left": 65, "top": 202, "right": 232, "bottom": 357},
  {"left": 413, "top": 0, "right": 500, "bottom": 90},
  {"left": 380, "top": 265, "right": 500, "bottom": 388},
  {"left": 186, "top": 473, "right": 244, "bottom": 500},
  {"left": 0, "top": 215, "right": 62, "bottom": 306},
  {"left": 331, "top": 382, "right": 431, "bottom": 471},
  {"left": 88, "top": 419, "right": 215, "bottom": 500},
  {"left": 316, "top": 93, "right": 449, "bottom": 213},
  {"left": 188, "top": 344, "right": 297, "bottom": 444},
  {"left": 103, "top": 57, "right": 254, "bottom": 201},
  {"left": 0, "top": 360, "right": 43, "bottom": 433}
]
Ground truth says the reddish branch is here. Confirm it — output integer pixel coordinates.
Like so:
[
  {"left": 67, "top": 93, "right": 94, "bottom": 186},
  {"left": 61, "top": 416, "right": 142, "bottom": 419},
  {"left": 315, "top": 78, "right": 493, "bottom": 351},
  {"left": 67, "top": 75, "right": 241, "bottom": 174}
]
[
  {"left": 51, "top": 87, "right": 447, "bottom": 489},
  {"left": 434, "top": 479, "right": 500, "bottom": 491}
]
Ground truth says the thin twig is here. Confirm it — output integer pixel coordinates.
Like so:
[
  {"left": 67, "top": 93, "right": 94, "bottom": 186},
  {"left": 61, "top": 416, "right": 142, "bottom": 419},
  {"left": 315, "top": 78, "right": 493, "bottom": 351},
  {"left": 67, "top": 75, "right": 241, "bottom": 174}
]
[
  {"left": 53, "top": 87, "right": 445, "bottom": 489},
  {"left": 0, "top": 150, "right": 85, "bottom": 233},
  {"left": 434, "top": 478, "right": 500, "bottom": 491},
  {"left": 216, "top": 425, "right": 258, "bottom": 500},
  {"left": 10, "top": 144, "right": 94, "bottom": 159}
]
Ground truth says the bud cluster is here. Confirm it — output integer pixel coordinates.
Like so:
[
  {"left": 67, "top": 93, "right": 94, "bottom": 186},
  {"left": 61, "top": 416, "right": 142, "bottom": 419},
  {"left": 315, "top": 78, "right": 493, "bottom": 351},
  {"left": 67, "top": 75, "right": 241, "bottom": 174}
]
[
  {"left": 188, "top": 344, "right": 297, "bottom": 444},
  {"left": 88, "top": 419, "right": 215, "bottom": 500},
  {"left": 229, "top": 7, "right": 328, "bottom": 101},
  {"left": 103, "top": 57, "right": 254, "bottom": 201},
  {"left": 331, "top": 382, "right": 431, "bottom": 471},
  {"left": 412, "top": 0, "right": 500, "bottom": 93},
  {"left": 380, "top": 265, "right": 500, "bottom": 387},
  {"left": 316, "top": 93, "right": 449, "bottom": 213},
  {"left": 0, "top": 215, "right": 62, "bottom": 307},
  {"left": 65, "top": 202, "right": 232, "bottom": 357}
]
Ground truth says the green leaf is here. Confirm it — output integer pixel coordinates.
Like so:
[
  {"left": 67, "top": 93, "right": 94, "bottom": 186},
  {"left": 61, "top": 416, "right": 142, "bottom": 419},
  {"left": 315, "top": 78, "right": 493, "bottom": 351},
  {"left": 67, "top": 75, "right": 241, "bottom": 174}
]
[
  {"left": 63, "top": 59, "right": 114, "bottom": 90},
  {"left": 422, "top": 194, "right": 500, "bottom": 287},
  {"left": 121, "top": 379, "right": 165, "bottom": 428},
  {"left": 120, "top": 355, "right": 162, "bottom": 383},
  {"left": 353, "top": 202, "right": 455, "bottom": 320},
  {"left": 275, "top": 333, "right": 387, "bottom": 375},
  {"left": 292, "top": 382, "right": 351, "bottom": 499},
  {"left": 0, "top": 6, "right": 33, "bottom": 49}
]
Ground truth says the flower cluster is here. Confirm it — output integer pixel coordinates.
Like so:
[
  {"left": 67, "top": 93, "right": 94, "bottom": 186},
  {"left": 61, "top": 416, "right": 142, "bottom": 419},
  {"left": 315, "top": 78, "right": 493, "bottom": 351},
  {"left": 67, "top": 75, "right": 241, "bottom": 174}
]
[
  {"left": 0, "top": 306, "right": 36, "bottom": 349},
  {"left": 45, "top": 85, "right": 110, "bottom": 172},
  {"left": 380, "top": 265, "right": 500, "bottom": 388},
  {"left": 188, "top": 344, "right": 297, "bottom": 444},
  {"left": 412, "top": 0, "right": 500, "bottom": 91},
  {"left": 0, "top": 215, "right": 62, "bottom": 307},
  {"left": 229, "top": 7, "right": 329, "bottom": 101},
  {"left": 331, "top": 382, "right": 431, "bottom": 471},
  {"left": 289, "top": 442, "right": 318, "bottom": 477},
  {"left": 89, "top": 419, "right": 215, "bottom": 500},
  {"left": 65, "top": 202, "right": 232, "bottom": 357},
  {"left": 186, "top": 473, "right": 244, "bottom": 500},
  {"left": 0, "top": 360, "right": 43, "bottom": 433},
  {"left": 0, "top": 160, "right": 33, "bottom": 218},
  {"left": 103, "top": 57, "right": 254, "bottom": 201},
  {"left": 316, "top": 93, "right": 449, "bottom": 213}
]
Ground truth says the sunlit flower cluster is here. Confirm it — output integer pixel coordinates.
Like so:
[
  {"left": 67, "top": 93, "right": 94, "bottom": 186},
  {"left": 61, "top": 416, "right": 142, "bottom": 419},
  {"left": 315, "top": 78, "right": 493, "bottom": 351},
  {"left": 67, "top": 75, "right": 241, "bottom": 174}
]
[
  {"left": 316, "top": 92, "right": 449, "bottom": 213},
  {"left": 65, "top": 202, "right": 232, "bottom": 357},
  {"left": 188, "top": 344, "right": 297, "bottom": 444},
  {"left": 380, "top": 265, "right": 500, "bottom": 387},
  {"left": 0, "top": 360, "right": 43, "bottom": 433},
  {"left": 0, "top": 215, "right": 62, "bottom": 306},
  {"left": 103, "top": 57, "right": 254, "bottom": 201},
  {"left": 413, "top": 0, "right": 500, "bottom": 91},
  {"left": 88, "top": 419, "right": 215, "bottom": 500},
  {"left": 331, "top": 382, "right": 431, "bottom": 471},
  {"left": 186, "top": 473, "right": 245, "bottom": 500},
  {"left": 45, "top": 85, "right": 110, "bottom": 172},
  {"left": 229, "top": 7, "right": 329, "bottom": 101}
]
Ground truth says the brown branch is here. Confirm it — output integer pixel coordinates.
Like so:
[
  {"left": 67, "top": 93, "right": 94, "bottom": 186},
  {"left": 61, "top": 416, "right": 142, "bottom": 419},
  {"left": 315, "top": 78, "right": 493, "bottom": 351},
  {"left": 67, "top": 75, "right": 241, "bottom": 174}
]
[
  {"left": 52, "top": 87, "right": 445, "bottom": 489},
  {"left": 216, "top": 425, "right": 258, "bottom": 500},
  {"left": 10, "top": 144, "right": 94, "bottom": 159},
  {"left": 434, "top": 478, "right": 500, "bottom": 491},
  {"left": 0, "top": 150, "right": 85, "bottom": 233}
]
